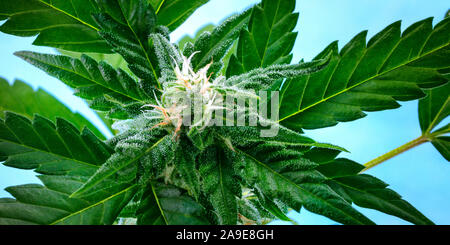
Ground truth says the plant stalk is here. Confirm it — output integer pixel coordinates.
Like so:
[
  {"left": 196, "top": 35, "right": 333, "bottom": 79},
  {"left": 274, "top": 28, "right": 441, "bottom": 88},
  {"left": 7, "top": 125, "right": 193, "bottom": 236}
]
[{"left": 361, "top": 135, "right": 429, "bottom": 172}]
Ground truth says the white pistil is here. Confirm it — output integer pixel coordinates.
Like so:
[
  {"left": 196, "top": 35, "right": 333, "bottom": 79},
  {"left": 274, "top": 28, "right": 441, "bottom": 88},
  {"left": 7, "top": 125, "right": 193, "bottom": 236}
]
[{"left": 144, "top": 52, "right": 225, "bottom": 135}]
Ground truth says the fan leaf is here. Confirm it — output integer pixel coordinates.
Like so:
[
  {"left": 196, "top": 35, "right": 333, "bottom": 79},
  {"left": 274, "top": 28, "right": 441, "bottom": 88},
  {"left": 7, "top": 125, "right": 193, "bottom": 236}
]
[
  {"left": 15, "top": 51, "right": 151, "bottom": 119},
  {"left": 279, "top": 17, "right": 450, "bottom": 131},
  {"left": 0, "top": 78, "right": 106, "bottom": 139},
  {"left": 226, "top": 0, "right": 298, "bottom": 77},
  {"left": 0, "top": 0, "right": 111, "bottom": 53},
  {"left": 149, "top": 0, "right": 209, "bottom": 31},
  {"left": 136, "top": 183, "right": 209, "bottom": 225},
  {"left": 92, "top": 1, "right": 161, "bottom": 90},
  {"left": 185, "top": 7, "right": 252, "bottom": 78},
  {"left": 236, "top": 149, "right": 374, "bottom": 225},
  {"left": 198, "top": 147, "right": 240, "bottom": 225},
  {"left": 311, "top": 152, "right": 434, "bottom": 225},
  {"left": 418, "top": 81, "right": 450, "bottom": 161},
  {"left": 70, "top": 129, "right": 170, "bottom": 198},
  {"left": 0, "top": 113, "right": 136, "bottom": 224}
]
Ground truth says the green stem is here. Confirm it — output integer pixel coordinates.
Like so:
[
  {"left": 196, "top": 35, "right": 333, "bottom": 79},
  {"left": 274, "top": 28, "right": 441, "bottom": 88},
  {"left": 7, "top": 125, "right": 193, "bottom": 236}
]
[{"left": 361, "top": 135, "right": 429, "bottom": 172}]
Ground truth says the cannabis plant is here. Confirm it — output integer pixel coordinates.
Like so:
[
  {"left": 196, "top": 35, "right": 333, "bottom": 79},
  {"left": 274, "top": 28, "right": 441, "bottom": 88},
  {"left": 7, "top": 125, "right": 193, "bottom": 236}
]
[{"left": 0, "top": 0, "right": 449, "bottom": 225}]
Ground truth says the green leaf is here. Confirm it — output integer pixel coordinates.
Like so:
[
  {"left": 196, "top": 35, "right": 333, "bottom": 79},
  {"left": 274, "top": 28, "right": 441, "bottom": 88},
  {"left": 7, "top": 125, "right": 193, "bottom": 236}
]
[
  {"left": 419, "top": 75, "right": 450, "bottom": 134},
  {"left": 314, "top": 156, "right": 434, "bottom": 225},
  {"left": 177, "top": 24, "right": 215, "bottom": 50},
  {"left": 92, "top": 1, "right": 161, "bottom": 89},
  {"left": 226, "top": 0, "right": 298, "bottom": 77},
  {"left": 0, "top": 78, "right": 106, "bottom": 139},
  {"left": 173, "top": 137, "right": 201, "bottom": 200},
  {"left": 58, "top": 49, "right": 130, "bottom": 73},
  {"left": 150, "top": 33, "right": 183, "bottom": 85},
  {"left": 199, "top": 147, "right": 240, "bottom": 225},
  {"left": 0, "top": 112, "right": 136, "bottom": 224},
  {"left": 279, "top": 17, "right": 450, "bottom": 131},
  {"left": 217, "top": 124, "right": 346, "bottom": 153},
  {"left": 418, "top": 81, "right": 450, "bottom": 161},
  {"left": 0, "top": 0, "right": 111, "bottom": 53},
  {"left": 252, "top": 189, "right": 292, "bottom": 222},
  {"left": 224, "top": 58, "right": 330, "bottom": 92},
  {"left": 136, "top": 183, "right": 210, "bottom": 225},
  {"left": 15, "top": 51, "right": 151, "bottom": 119},
  {"left": 236, "top": 149, "right": 374, "bottom": 225},
  {"left": 236, "top": 197, "right": 274, "bottom": 225},
  {"left": 70, "top": 129, "right": 170, "bottom": 198},
  {"left": 149, "top": 0, "right": 209, "bottom": 31},
  {"left": 431, "top": 136, "right": 450, "bottom": 161},
  {"left": 226, "top": 132, "right": 370, "bottom": 225},
  {"left": 0, "top": 178, "right": 137, "bottom": 225},
  {"left": 186, "top": 7, "right": 252, "bottom": 77},
  {"left": 0, "top": 112, "right": 113, "bottom": 173}
]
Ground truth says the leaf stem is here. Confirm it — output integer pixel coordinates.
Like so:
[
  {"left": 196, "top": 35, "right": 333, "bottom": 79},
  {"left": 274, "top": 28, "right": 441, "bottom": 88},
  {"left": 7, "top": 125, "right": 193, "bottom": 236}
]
[{"left": 361, "top": 135, "right": 429, "bottom": 172}]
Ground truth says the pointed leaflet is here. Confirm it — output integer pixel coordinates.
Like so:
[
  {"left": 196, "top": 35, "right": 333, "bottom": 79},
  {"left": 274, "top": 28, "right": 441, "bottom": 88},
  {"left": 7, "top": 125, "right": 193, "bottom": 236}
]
[
  {"left": 0, "top": 78, "right": 106, "bottom": 139},
  {"left": 0, "top": 113, "right": 136, "bottom": 224},
  {"left": 0, "top": 0, "right": 110, "bottom": 53},
  {"left": 431, "top": 136, "right": 450, "bottom": 161},
  {"left": 0, "top": 179, "right": 137, "bottom": 225},
  {"left": 216, "top": 127, "right": 370, "bottom": 224},
  {"left": 92, "top": 0, "right": 161, "bottom": 89},
  {"left": 235, "top": 148, "right": 374, "bottom": 225},
  {"left": 177, "top": 24, "right": 215, "bottom": 51},
  {"left": 251, "top": 187, "right": 292, "bottom": 222},
  {"left": 226, "top": 0, "right": 298, "bottom": 77},
  {"left": 0, "top": 112, "right": 112, "bottom": 172},
  {"left": 198, "top": 147, "right": 241, "bottom": 225},
  {"left": 237, "top": 196, "right": 277, "bottom": 225},
  {"left": 419, "top": 82, "right": 450, "bottom": 134},
  {"left": 280, "top": 17, "right": 450, "bottom": 131},
  {"left": 136, "top": 183, "right": 209, "bottom": 225},
  {"left": 224, "top": 58, "right": 329, "bottom": 92},
  {"left": 149, "top": 0, "right": 209, "bottom": 31},
  {"left": 173, "top": 137, "right": 201, "bottom": 200},
  {"left": 150, "top": 33, "right": 183, "bottom": 85},
  {"left": 15, "top": 51, "right": 151, "bottom": 120},
  {"left": 70, "top": 129, "right": 170, "bottom": 198},
  {"left": 216, "top": 124, "right": 346, "bottom": 152},
  {"left": 418, "top": 81, "right": 450, "bottom": 161},
  {"left": 58, "top": 49, "right": 130, "bottom": 73},
  {"left": 306, "top": 149, "right": 434, "bottom": 225},
  {"left": 184, "top": 7, "right": 252, "bottom": 78},
  {"left": 54, "top": 50, "right": 131, "bottom": 131}
]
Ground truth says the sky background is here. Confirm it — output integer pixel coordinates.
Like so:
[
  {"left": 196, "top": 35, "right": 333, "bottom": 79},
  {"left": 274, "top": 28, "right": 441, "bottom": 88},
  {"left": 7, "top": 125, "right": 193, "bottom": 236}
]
[{"left": 0, "top": 0, "right": 449, "bottom": 225}]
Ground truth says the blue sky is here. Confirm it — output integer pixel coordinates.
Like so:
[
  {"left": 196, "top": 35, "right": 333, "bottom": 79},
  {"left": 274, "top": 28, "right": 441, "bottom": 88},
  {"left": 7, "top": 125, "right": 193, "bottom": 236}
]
[{"left": 0, "top": 0, "right": 449, "bottom": 224}]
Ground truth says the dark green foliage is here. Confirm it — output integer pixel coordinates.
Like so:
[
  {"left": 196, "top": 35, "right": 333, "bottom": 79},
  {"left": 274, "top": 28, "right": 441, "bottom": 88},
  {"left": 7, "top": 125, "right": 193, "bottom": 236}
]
[
  {"left": 92, "top": 1, "right": 161, "bottom": 91},
  {"left": 199, "top": 147, "right": 241, "bottom": 225},
  {"left": 184, "top": 8, "right": 252, "bottom": 78},
  {"left": 431, "top": 136, "right": 450, "bottom": 161},
  {"left": 0, "top": 0, "right": 206, "bottom": 52},
  {"left": 313, "top": 154, "right": 434, "bottom": 225},
  {"left": 0, "top": 112, "right": 136, "bottom": 224},
  {"left": 0, "top": 112, "right": 112, "bottom": 170},
  {"left": 136, "top": 183, "right": 210, "bottom": 225},
  {"left": 279, "top": 17, "right": 450, "bottom": 131},
  {"left": 71, "top": 129, "right": 169, "bottom": 197},
  {"left": 177, "top": 24, "right": 215, "bottom": 51},
  {"left": 235, "top": 148, "right": 375, "bottom": 225},
  {"left": 0, "top": 0, "right": 447, "bottom": 226},
  {"left": 0, "top": 0, "right": 110, "bottom": 53},
  {"left": 15, "top": 51, "right": 152, "bottom": 119},
  {"left": 226, "top": 0, "right": 298, "bottom": 77},
  {"left": 0, "top": 78, "right": 106, "bottom": 139},
  {"left": 419, "top": 82, "right": 450, "bottom": 161},
  {"left": 149, "top": 0, "right": 209, "bottom": 31}
]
